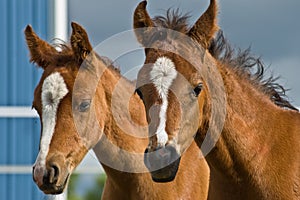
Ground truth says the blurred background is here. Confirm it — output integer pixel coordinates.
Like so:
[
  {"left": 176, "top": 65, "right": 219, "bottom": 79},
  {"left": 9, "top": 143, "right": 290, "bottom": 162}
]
[{"left": 0, "top": 0, "right": 299, "bottom": 199}]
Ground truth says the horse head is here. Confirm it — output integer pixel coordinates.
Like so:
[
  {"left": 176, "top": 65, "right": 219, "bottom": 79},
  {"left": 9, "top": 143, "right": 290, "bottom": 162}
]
[
  {"left": 133, "top": 0, "right": 219, "bottom": 182},
  {"left": 25, "top": 22, "right": 107, "bottom": 194}
]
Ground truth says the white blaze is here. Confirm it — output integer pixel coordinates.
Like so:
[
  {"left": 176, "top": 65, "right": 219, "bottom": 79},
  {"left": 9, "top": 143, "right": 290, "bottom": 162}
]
[
  {"left": 150, "top": 57, "right": 177, "bottom": 146},
  {"left": 34, "top": 72, "right": 68, "bottom": 167}
]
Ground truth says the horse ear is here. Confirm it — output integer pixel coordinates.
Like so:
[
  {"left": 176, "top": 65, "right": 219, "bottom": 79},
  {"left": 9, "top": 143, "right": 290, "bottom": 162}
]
[
  {"left": 188, "top": 0, "right": 219, "bottom": 49},
  {"left": 133, "top": 1, "right": 154, "bottom": 45},
  {"left": 24, "top": 25, "right": 58, "bottom": 69},
  {"left": 70, "top": 22, "right": 93, "bottom": 64}
]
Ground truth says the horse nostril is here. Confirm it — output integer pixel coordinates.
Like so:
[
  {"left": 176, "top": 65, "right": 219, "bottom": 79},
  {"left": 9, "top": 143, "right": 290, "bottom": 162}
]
[
  {"left": 33, "top": 165, "right": 46, "bottom": 187},
  {"left": 48, "top": 164, "right": 60, "bottom": 184}
]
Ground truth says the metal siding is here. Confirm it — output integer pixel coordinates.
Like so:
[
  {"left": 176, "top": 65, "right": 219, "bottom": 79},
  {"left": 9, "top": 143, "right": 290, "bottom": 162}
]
[{"left": 0, "top": 0, "right": 48, "bottom": 199}]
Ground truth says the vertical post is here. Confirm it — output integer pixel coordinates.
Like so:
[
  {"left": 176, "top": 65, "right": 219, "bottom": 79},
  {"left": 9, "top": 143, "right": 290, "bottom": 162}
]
[
  {"left": 48, "top": 2, "right": 69, "bottom": 198},
  {"left": 53, "top": 0, "right": 68, "bottom": 42}
]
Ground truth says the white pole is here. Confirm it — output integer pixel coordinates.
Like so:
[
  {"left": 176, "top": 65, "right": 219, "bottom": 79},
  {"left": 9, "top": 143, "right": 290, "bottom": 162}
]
[
  {"left": 53, "top": 0, "right": 68, "bottom": 42},
  {"left": 50, "top": 3, "right": 69, "bottom": 199}
]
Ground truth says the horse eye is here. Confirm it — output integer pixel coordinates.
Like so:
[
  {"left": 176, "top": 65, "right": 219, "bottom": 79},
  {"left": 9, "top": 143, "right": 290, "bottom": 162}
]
[
  {"left": 193, "top": 83, "right": 203, "bottom": 97},
  {"left": 79, "top": 100, "right": 91, "bottom": 112},
  {"left": 135, "top": 88, "right": 143, "bottom": 100}
]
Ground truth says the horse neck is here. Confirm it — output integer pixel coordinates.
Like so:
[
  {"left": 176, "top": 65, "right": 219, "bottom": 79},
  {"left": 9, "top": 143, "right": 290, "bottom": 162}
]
[
  {"left": 204, "top": 62, "right": 300, "bottom": 197},
  {"left": 97, "top": 67, "right": 147, "bottom": 151},
  {"left": 92, "top": 66, "right": 151, "bottom": 188}
]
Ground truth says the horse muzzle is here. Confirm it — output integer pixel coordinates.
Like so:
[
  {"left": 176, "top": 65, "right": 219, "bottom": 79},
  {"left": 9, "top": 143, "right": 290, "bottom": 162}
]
[
  {"left": 32, "top": 156, "right": 71, "bottom": 194},
  {"left": 144, "top": 145, "right": 181, "bottom": 182}
]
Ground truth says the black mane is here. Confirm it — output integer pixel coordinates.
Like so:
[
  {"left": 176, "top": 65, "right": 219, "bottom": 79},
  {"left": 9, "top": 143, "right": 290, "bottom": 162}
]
[
  {"left": 152, "top": 9, "right": 191, "bottom": 33},
  {"left": 152, "top": 9, "right": 298, "bottom": 111},
  {"left": 209, "top": 31, "right": 298, "bottom": 111}
]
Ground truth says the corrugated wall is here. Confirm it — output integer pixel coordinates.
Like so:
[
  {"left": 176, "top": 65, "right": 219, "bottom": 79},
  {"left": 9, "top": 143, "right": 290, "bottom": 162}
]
[{"left": 0, "top": 0, "right": 48, "bottom": 199}]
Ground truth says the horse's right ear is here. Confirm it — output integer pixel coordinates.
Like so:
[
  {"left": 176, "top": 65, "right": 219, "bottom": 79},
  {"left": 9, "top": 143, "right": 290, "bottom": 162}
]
[
  {"left": 24, "top": 25, "right": 58, "bottom": 69},
  {"left": 133, "top": 1, "right": 154, "bottom": 46},
  {"left": 70, "top": 22, "right": 93, "bottom": 64},
  {"left": 188, "top": 0, "right": 219, "bottom": 49}
]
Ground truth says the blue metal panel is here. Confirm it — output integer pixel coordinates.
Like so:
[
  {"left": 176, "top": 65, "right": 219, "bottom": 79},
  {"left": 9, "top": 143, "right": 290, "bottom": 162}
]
[
  {"left": 2, "top": 118, "right": 40, "bottom": 165},
  {"left": 0, "top": 0, "right": 8, "bottom": 106},
  {"left": 0, "top": 0, "right": 50, "bottom": 199},
  {"left": 0, "top": 118, "right": 43, "bottom": 200}
]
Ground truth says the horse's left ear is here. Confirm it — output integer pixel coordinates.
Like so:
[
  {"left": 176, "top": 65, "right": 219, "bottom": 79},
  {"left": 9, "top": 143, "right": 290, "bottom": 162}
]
[
  {"left": 188, "top": 0, "right": 219, "bottom": 49},
  {"left": 24, "top": 25, "right": 58, "bottom": 69},
  {"left": 70, "top": 22, "right": 93, "bottom": 64}
]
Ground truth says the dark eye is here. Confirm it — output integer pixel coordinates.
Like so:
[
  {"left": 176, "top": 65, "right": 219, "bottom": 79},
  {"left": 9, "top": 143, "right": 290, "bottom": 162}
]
[
  {"left": 135, "top": 88, "right": 143, "bottom": 100},
  {"left": 193, "top": 83, "right": 203, "bottom": 97},
  {"left": 79, "top": 100, "right": 91, "bottom": 112}
]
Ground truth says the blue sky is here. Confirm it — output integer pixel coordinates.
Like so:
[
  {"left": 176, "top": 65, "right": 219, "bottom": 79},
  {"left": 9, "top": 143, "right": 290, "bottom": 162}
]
[{"left": 69, "top": 0, "right": 300, "bottom": 106}]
